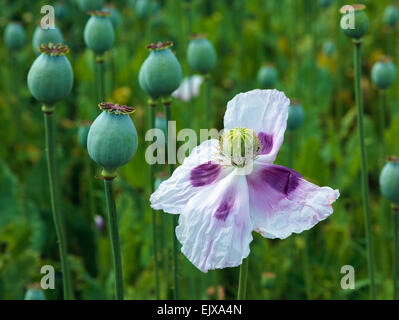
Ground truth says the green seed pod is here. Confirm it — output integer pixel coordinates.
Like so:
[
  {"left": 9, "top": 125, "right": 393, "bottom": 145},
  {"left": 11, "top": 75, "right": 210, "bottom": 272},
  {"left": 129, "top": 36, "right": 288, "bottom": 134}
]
[
  {"left": 340, "top": 4, "right": 370, "bottom": 40},
  {"left": 84, "top": 11, "right": 115, "bottom": 55},
  {"left": 318, "top": 0, "right": 333, "bottom": 9},
  {"left": 105, "top": 6, "right": 121, "bottom": 28},
  {"left": 87, "top": 102, "right": 138, "bottom": 173},
  {"left": 24, "top": 286, "right": 45, "bottom": 300},
  {"left": 323, "top": 40, "right": 335, "bottom": 57},
  {"left": 32, "top": 26, "right": 64, "bottom": 55},
  {"left": 257, "top": 65, "right": 278, "bottom": 88},
  {"left": 371, "top": 57, "right": 396, "bottom": 90},
  {"left": 140, "top": 41, "right": 182, "bottom": 100},
  {"left": 380, "top": 157, "right": 399, "bottom": 204},
  {"left": 77, "top": 122, "right": 91, "bottom": 149},
  {"left": 187, "top": 36, "right": 216, "bottom": 74},
  {"left": 4, "top": 22, "right": 26, "bottom": 50},
  {"left": 55, "top": 2, "right": 71, "bottom": 21},
  {"left": 134, "top": 0, "right": 159, "bottom": 19},
  {"left": 287, "top": 102, "right": 305, "bottom": 131},
  {"left": 27, "top": 43, "right": 73, "bottom": 106},
  {"left": 384, "top": 5, "right": 399, "bottom": 28},
  {"left": 77, "top": 0, "right": 104, "bottom": 13},
  {"left": 138, "top": 55, "right": 150, "bottom": 95}
]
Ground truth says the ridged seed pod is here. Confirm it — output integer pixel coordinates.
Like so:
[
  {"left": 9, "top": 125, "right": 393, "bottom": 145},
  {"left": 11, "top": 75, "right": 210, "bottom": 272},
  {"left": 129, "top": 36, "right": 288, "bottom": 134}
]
[
  {"left": 371, "top": 57, "right": 396, "bottom": 90},
  {"left": 384, "top": 5, "right": 399, "bottom": 28},
  {"left": 4, "top": 22, "right": 26, "bottom": 50},
  {"left": 24, "top": 288, "right": 45, "bottom": 300},
  {"left": 87, "top": 102, "right": 138, "bottom": 174},
  {"left": 32, "top": 26, "right": 64, "bottom": 55},
  {"left": 340, "top": 4, "right": 370, "bottom": 40},
  {"left": 27, "top": 43, "right": 73, "bottom": 106},
  {"left": 77, "top": 0, "right": 104, "bottom": 13},
  {"left": 318, "top": 0, "right": 333, "bottom": 9},
  {"left": 84, "top": 11, "right": 115, "bottom": 55},
  {"left": 139, "top": 41, "right": 182, "bottom": 100},
  {"left": 380, "top": 157, "right": 399, "bottom": 204},
  {"left": 287, "top": 102, "right": 305, "bottom": 131},
  {"left": 323, "top": 40, "right": 335, "bottom": 57},
  {"left": 187, "top": 35, "right": 216, "bottom": 74},
  {"left": 257, "top": 65, "right": 278, "bottom": 88}
]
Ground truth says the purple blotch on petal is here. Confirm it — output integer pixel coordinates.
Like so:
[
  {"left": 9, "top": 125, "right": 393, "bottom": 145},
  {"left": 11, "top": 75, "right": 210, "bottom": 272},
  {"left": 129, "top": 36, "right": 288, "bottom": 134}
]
[
  {"left": 258, "top": 132, "right": 273, "bottom": 155},
  {"left": 214, "top": 190, "right": 234, "bottom": 221},
  {"left": 261, "top": 165, "right": 301, "bottom": 195},
  {"left": 190, "top": 161, "right": 221, "bottom": 187}
]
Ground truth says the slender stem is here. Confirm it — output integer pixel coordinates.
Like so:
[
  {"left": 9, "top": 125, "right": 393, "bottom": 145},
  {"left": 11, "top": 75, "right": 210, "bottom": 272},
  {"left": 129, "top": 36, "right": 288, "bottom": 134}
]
[
  {"left": 165, "top": 102, "right": 180, "bottom": 300},
  {"left": 97, "top": 56, "right": 105, "bottom": 102},
  {"left": 149, "top": 104, "right": 161, "bottom": 299},
  {"left": 393, "top": 205, "right": 399, "bottom": 300},
  {"left": 42, "top": 107, "right": 73, "bottom": 300},
  {"left": 93, "top": 53, "right": 99, "bottom": 103},
  {"left": 103, "top": 178, "right": 124, "bottom": 300},
  {"left": 353, "top": 41, "right": 376, "bottom": 299},
  {"left": 237, "top": 258, "right": 249, "bottom": 300},
  {"left": 87, "top": 156, "right": 95, "bottom": 224},
  {"left": 379, "top": 91, "right": 386, "bottom": 161},
  {"left": 204, "top": 75, "right": 211, "bottom": 129}
]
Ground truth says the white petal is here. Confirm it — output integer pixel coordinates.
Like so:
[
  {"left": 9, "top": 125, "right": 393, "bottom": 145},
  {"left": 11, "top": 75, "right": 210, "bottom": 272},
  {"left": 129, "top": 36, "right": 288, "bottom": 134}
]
[
  {"left": 150, "top": 139, "right": 226, "bottom": 214},
  {"left": 224, "top": 89, "right": 290, "bottom": 163},
  {"left": 172, "top": 75, "right": 204, "bottom": 102},
  {"left": 247, "top": 161, "right": 339, "bottom": 239},
  {"left": 176, "top": 170, "right": 253, "bottom": 272}
]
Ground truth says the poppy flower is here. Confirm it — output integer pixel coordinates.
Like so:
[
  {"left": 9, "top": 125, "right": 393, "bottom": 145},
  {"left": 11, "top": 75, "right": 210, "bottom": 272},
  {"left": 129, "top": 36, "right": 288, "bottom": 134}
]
[
  {"left": 150, "top": 89, "right": 339, "bottom": 272},
  {"left": 172, "top": 75, "right": 203, "bottom": 102}
]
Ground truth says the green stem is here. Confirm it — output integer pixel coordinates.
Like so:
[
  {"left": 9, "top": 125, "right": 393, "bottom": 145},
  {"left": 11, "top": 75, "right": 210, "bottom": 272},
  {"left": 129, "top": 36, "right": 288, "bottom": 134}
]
[
  {"left": 93, "top": 53, "right": 99, "bottom": 103},
  {"left": 393, "top": 205, "right": 399, "bottom": 300},
  {"left": 204, "top": 76, "right": 211, "bottom": 128},
  {"left": 165, "top": 102, "right": 180, "bottom": 300},
  {"left": 42, "top": 107, "right": 73, "bottom": 300},
  {"left": 237, "top": 258, "right": 248, "bottom": 300},
  {"left": 379, "top": 91, "right": 386, "bottom": 162},
  {"left": 149, "top": 104, "right": 161, "bottom": 299},
  {"left": 103, "top": 178, "right": 124, "bottom": 300},
  {"left": 353, "top": 41, "right": 376, "bottom": 299},
  {"left": 97, "top": 56, "right": 105, "bottom": 102},
  {"left": 87, "top": 156, "right": 95, "bottom": 224}
]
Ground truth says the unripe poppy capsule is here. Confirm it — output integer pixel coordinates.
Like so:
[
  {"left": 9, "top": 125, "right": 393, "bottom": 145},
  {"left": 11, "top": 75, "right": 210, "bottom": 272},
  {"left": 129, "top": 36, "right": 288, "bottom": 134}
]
[
  {"left": 384, "top": 5, "right": 399, "bottom": 28},
  {"left": 24, "top": 285, "right": 45, "bottom": 300},
  {"left": 134, "top": 0, "right": 159, "bottom": 19},
  {"left": 55, "top": 2, "right": 71, "bottom": 21},
  {"left": 371, "top": 57, "right": 396, "bottom": 90},
  {"left": 380, "top": 157, "right": 399, "bottom": 204},
  {"left": 139, "top": 41, "right": 182, "bottom": 100},
  {"left": 27, "top": 43, "right": 73, "bottom": 106},
  {"left": 318, "top": 0, "right": 333, "bottom": 9},
  {"left": 4, "top": 22, "right": 26, "bottom": 50},
  {"left": 87, "top": 102, "right": 138, "bottom": 174},
  {"left": 323, "top": 40, "right": 335, "bottom": 57},
  {"left": 187, "top": 35, "right": 216, "bottom": 74},
  {"left": 77, "top": 0, "right": 104, "bottom": 13},
  {"left": 32, "top": 26, "right": 64, "bottom": 55},
  {"left": 257, "top": 65, "right": 278, "bottom": 88},
  {"left": 287, "top": 102, "right": 305, "bottom": 131},
  {"left": 340, "top": 4, "right": 370, "bottom": 40},
  {"left": 84, "top": 11, "right": 115, "bottom": 55}
]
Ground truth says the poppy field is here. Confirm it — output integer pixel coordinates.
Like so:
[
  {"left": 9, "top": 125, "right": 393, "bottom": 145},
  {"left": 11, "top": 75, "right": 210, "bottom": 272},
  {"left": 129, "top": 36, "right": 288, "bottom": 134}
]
[{"left": 1, "top": 0, "right": 399, "bottom": 301}]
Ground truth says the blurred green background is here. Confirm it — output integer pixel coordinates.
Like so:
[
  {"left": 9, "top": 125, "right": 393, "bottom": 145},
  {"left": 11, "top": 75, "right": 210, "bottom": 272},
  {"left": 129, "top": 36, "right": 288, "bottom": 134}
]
[{"left": 0, "top": 0, "right": 399, "bottom": 300}]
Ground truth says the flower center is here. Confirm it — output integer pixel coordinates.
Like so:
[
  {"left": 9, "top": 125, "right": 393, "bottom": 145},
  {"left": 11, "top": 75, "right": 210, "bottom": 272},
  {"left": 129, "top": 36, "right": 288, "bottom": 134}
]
[{"left": 219, "top": 127, "right": 261, "bottom": 167}]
